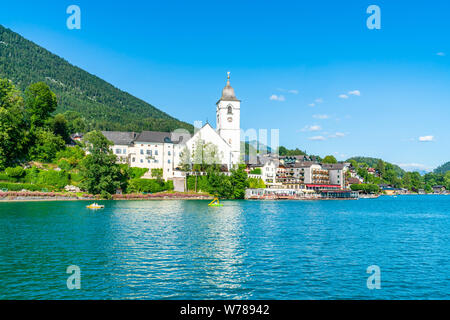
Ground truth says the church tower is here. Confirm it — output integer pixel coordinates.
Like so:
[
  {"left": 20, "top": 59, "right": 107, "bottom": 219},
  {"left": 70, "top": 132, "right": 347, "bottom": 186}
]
[{"left": 216, "top": 72, "right": 241, "bottom": 166}]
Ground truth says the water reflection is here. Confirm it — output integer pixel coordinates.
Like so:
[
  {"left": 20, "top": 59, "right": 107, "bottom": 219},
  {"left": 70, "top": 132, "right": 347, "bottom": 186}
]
[{"left": 0, "top": 196, "right": 449, "bottom": 299}]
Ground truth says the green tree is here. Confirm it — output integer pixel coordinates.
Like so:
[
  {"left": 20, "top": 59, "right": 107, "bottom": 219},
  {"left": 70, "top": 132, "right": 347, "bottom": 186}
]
[
  {"left": 79, "top": 131, "right": 123, "bottom": 197},
  {"left": 63, "top": 111, "right": 89, "bottom": 133},
  {"left": 322, "top": 155, "right": 337, "bottom": 164},
  {"left": 0, "top": 79, "right": 27, "bottom": 169},
  {"left": 230, "top": 164, "right": 248, "bottom": 199},
  {"left": 376, "top": 159, "right": 386, "bottom": 177},
  {"left": 27, "top": 128, "right": 65, "bottom": 162},
  {"left": 248, "top": 177, "right": 266, "bottom": 188},
  {"left": 51, "top": 113, "right": 71, "bottom": 143},
  {"left": 277, "top": 146, "right": 306, "bottom": 156},
  {"left": 24, "top": 82, "right": 57, "bottom": 128},
  {"left": 151, "top": 168, "right": 163, "bottom": 181}
]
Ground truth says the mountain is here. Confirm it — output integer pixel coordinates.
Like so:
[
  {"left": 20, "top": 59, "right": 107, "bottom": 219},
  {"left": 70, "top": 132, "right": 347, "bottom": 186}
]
[
  {"left": 0, "top": 25, "right": 192, "bottom": 133},
  {"left": 434, "top": 161, "right": 450, "bottom": 174},
  {"left": 346, "top": 156, "right": 405, "bottom": 176}
]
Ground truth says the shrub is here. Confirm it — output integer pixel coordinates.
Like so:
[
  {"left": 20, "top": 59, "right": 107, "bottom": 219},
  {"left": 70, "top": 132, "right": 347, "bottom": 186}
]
[
  {"left": 0, "top": 182, "right": 52, "bottom": 192},
  {"left": 69, "top": 172, "right": 83, "bottom": 185},
  {"left": 5, "top": 166, "right": 25, "bottom": 178},
  {"left": 127, "top": 178, "right": 171, "bottom": 193},
  {"left": 100, "top": 190, "right": 111, "bottom": 199},
  {"left": 129, "top": 167, "right": 149, "bottom": 179},
  {"left": 37, "top": 170, "right": 70, "bottom": 189},
  {"left": 0, "top": 173, "right": 17, "bottom": 182},
  {"left": 55, "top": 146, "right": 85, "bottom": 161},
  {"left": 55, "top": 146, "right": 85, "bottom": 169},
  {"left": 23, "top": 166, "right": 40, "bottom": 184},
  {"left": 166, "top": 180, "right": 174, "bottom": 191},
  {"left": 57, "top": 159, "right": 72, "bottom": 171},
  {"left": 248, "top": 177, "right": 266, "bottom": 189},
  {"left": 350, "top": 184, "right": 380, "bottom": 194}
]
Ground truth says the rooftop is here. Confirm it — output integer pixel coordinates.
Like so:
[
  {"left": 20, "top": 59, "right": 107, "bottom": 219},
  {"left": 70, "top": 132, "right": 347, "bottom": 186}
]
[{"left": 101, "top": 131, "right": 136, "bottom": 146}]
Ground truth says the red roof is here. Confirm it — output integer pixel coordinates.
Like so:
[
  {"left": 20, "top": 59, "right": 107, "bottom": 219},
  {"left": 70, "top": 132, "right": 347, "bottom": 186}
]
[{"left": 306, "top": 184, "right": 341, "bottom": 188}]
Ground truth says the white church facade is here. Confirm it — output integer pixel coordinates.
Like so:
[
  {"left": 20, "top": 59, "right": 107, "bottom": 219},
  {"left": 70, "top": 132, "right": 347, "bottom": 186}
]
[{"left": 101, "top": 73, "right": 241, "bottom": 180}]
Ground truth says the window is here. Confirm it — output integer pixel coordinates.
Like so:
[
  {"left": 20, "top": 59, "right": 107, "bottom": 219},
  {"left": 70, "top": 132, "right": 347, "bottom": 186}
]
[
  {"left": 168, "top": 159, "right": 171, "bottom": 164},
  {"left": 154, "top": 159, "right": 159, "bottom": 163},
  {"left": 140, "top": 149, "right": 144, "bottom": 155},
  {"left": 123, "top": 149, "right": 126, "bottom": 154},
  {"left": 140, "top": 159, "right": 143, "bottom": 163},
  {"left": 132, "top": 158, "right": 135, "bottom": 162},
  {"left": 115, "top": 149, "right": 121, "bottom": 154},
  {"left": 227, "top": 105, "right": 233, "bottom": 114},
  {"left": 147, "top": 150, "right": 151, "bottom": 155},
  {"left": 155, "top": 150, "right": 158, "bottom": 155},
  {"left": 168, "top": 151, "right": 171, "bottom": 156},
  {"left": 148, "top": 160, "right": 150, "bottom": 163}
]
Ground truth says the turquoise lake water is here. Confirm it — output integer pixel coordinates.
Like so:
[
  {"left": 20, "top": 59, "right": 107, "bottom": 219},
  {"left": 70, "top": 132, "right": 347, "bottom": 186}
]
[{"left": 0, "top": 195, "right": 449, "bottom": 299}]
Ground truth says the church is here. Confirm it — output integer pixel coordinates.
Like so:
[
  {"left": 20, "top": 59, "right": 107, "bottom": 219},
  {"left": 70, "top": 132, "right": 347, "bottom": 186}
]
[{"left": 101, "top": 72, "right": 241, "bottom": 180}]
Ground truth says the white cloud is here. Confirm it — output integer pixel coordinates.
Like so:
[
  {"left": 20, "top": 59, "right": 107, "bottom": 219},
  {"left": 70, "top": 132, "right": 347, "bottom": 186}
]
[
  {"left": 437, "top": 52, "right": 446, "bottom": 56},
  {"left": 313, "top": 114, "right": 330, "bottom": 119},
  {"left": 315, "top": 98, "right": 324, "bottom": 103},
  {"left": 348, "top": 90, "right": 361, "bottom": 96},
  {"left": 308, "top": 103, "right": 315, "bottom": 107},
  {"left": 330, "top": 132, "right": 346, "bottom": 138},
  {"left": 302, "top": 125, "right": 322, "bottom": 132},
  {"left": 339, "top": 94, "right": 349, "bottom": 99},
  {"left": 269, "top": 94, "right": 285, "bottom": 101},
  {"left": 277, "top": 88, "right": 299, "bottom": 94},
  {"left": 419, "top": 135, "right": 434, "bottom": 142},
  {"left": 308, "top": 135, "right": 326, "bottom": 141}
]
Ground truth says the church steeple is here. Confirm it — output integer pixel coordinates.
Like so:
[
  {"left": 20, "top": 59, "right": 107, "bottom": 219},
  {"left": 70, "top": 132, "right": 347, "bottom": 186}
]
[
  {"left": 216, "top": 72, "right": 241, "bottom": 166},
  {"left": 220, "top": 71, "right": 239, "bottom": 101}
]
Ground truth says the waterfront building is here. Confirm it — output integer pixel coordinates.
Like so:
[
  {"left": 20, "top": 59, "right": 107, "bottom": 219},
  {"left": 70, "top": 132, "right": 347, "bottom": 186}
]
[
  {"left": 322, "top": 163, "right": 349, "bottom": 188},
  {"left": 246, "top": 156, "right": 278, "bottom": 185},
  {"left": 432, "top": 185, "right": 447, "bottom": 194}
]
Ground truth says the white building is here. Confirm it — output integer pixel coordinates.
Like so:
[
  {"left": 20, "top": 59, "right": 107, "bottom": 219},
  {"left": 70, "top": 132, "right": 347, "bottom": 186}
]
[
  {"left": 102, "top": 72, "right": 241, "bottom": 180},
  {"left": 322, "top": 163, "right": 349, "bottom": 188}
]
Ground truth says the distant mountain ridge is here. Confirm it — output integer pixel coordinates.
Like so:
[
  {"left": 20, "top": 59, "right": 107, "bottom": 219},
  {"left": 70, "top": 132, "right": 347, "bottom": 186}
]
[{"left": 0, "top": 25, "right": 192, "bottom": 133}]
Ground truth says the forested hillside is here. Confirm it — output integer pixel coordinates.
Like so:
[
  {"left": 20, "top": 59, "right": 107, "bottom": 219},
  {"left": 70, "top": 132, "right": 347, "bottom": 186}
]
[
  {"left": 0, "top": 25, "right": 192, "bottom": 133},
  {"left": 434, "top": 161, "right": 450, "bottom": 174},
  {"left": 347, "top": 156, "right": 405, "bottom": 177}
]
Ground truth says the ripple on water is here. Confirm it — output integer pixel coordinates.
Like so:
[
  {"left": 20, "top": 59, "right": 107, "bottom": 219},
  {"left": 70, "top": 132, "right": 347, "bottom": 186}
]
[{"left": 0, "top": 196, "right": 449, "bottom": 299}]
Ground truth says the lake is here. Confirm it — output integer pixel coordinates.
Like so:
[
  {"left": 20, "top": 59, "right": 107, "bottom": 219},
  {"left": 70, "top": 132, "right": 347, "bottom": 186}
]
[{"left": 0, "top": 195, "right": 449, "bottom": 299}]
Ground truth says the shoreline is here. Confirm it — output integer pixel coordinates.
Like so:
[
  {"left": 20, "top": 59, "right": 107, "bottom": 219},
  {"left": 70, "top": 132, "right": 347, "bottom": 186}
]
[
  {"left": 0, "top": 191, "right": 213, "bottom": 202},
  {"left": 1, "top": 192, "right": 446, "bottom": 203}
]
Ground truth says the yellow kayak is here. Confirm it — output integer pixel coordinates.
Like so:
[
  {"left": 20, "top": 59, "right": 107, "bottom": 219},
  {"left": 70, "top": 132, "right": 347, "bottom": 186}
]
[
  {"left": 208, "top": 198, "right": 223, "bottom": 207},
  {"left": 86, "top": 203, "right": 104, "bottom": 209}
]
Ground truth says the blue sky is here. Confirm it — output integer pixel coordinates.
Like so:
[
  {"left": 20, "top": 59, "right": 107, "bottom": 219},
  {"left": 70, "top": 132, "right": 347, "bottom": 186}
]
[{"left": 1, "top": 0, "right": 449, "bottom": 171}]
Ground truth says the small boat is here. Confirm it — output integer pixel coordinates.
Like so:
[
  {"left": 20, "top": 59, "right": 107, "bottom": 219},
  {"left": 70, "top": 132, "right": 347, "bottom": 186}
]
[
  {"left": 86, "top": 203, "right": 104, "bottom": 209},
  {"left": 208, "top": 197, "right": 223, "bottom": 207}
]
